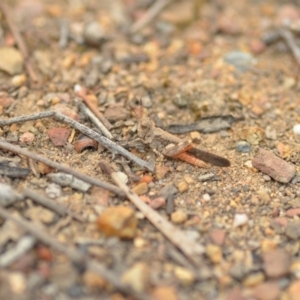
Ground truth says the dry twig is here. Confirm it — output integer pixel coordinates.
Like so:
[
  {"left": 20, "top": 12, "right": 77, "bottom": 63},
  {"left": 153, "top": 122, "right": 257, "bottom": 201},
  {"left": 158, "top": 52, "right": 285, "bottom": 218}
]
[
  {"left": 0, "top": 111, "right": 154, "bottom": 171},
  {"left": 100, "top": 161, "right": 204, "bottom": 266},
  {"left": 279, "top": 28, "right": 300, "bottom": 67},
  {"left": 0, "top": 139, "right": 125, "bottom": 196},
  {"left": 130, "top": 0, "right": 174, "bottom": 33},
  {"left": 0, "top": 2, "right": 39, "bottom": 82}
]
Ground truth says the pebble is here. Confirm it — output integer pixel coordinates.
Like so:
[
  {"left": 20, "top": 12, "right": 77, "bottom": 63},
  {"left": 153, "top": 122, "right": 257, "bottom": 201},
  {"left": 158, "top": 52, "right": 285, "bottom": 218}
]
[
  {"left": 183, "top": 174, "right": 194, "bottom": 184},
  {"left": 252, "top": 148, "right": 296, "bottom": 183},
  {"left": 155, "top": 165, "right": 169, "bottom": 179},
  {"left": 224, "top": 51, "right": 255, "bottom": 72},
  {"left": 0, "top": 47, "right": 24, "bottom": 75},
  {"left": 83, "top": 22, "right": 107, "bottom": 46},
  {"left": 233, "top": 213, "right": 249, "bottom": 227},
  {"left": 47, "top": 127, "right": 70, "bottom": 147},
  {"left": 45, "top": 183, "right": 62, "bottom": 199},
  {"left": 25, "top": 206, "right": 56, "bottom": 224},
  {"left": 263, "top": 250, "right": 290, "bottom": 278},
  {"left": 149, "top": 197, "right": 166, "bottom": 209},
  {"left": 293, "top": 124, "right": 300, "bottom": 135},
  {"left": 236, "top": 141, "right": 251, "bottom": 153},
  {"left": 104, "top": 104, "right": 129, "bottom": 122},
  {"left": 8, "top": 272, "right": 26, "bottom": 294},
  {"left": 199, "top": 173, "right": 215, "bottom": 181},
  {"left": 11, "top": 74, "right": 27, "bottom": 87},
  {"left": 287, "top": 279, "right": 300, "bottom": 300},
  {"left": 202, "top": 193, "right": 211, "bottom": 202},
  {"left": 286, "top": 208, "right": 300, "bottom": 217},
  {"left": 121, "top": 263, "right": 150, "bottom": 292},
  {"left": 242, "top": 272, "right": 264, "bottom": 287},
  {"left": 171, "top": 210, "right": 188, "bottom": 224},
  {"left": 19, "top": 132, "right": 35, "bottom": 144},
  {"left": 173, "top": 266, "right": 195, "bottom": 286},
  {"left": 285, "top": 222, "right": 300, "bottom": 240},
  {"left": 209, "top": 229, "right": 226, "bottom": 246},
  {"left": 252, "top": 281, "right": 281, "bottom": 300},
  {"left": 82, "top": 271, "right": 106, "bottom": 289},
  {"left": 205, "top": 244, "right": 223, "bottom": 263},
  {"left": 152, "top": 286, "right": 178, "bottom": 300},
  {"left": 74, "top": 137, "right": 98, "bottom": 153},
  {"left": 132, "top": 182, "right": 148, "bottom": 195},
  {"left": 97, "top": 206, "right": 137, "bottom": 239},
  {"left": 176, "top": 181, "right": 189, "bottom": 193}
]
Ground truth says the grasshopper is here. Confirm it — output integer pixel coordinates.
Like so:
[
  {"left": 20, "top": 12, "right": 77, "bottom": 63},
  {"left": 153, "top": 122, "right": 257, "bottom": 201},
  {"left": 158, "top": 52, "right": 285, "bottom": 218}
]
[{"left": 136, "top": 108, "right": 230, "bottom": 168}]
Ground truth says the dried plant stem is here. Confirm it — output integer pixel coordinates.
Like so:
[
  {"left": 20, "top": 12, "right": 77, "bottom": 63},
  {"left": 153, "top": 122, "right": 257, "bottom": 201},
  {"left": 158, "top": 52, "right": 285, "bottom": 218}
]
[
  {"left": 0, "top": 2, "right": 39, "bottom": 82},
  {"left": 100, "top": 161, "right": 204, "bottom": 267},
  {"left": 0, "top": 111, "right": 154, "bottom": 171},
  {"left": 0, "top": 139, "right": 125, "bottom": 196},
  {"left": 0, "top": 206, "right": 151, "bottom": 300},
  {"left": 79, "top": 103, "right": 113, "bottom": 139},
  {"left": 130, "top": 0, "right": 173, "bottom": 33},
  {"left": 279, "top": 28, "right": 300, "bottom": 67}
]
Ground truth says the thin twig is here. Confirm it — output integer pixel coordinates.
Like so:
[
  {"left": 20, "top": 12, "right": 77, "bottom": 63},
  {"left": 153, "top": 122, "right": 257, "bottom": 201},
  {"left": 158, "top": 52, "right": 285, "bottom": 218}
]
[
  {"left": 77, "top": 89, "right": 113, "bottom": 130},
  {"left": 0, "top": 139, "right": 125, "bottom": 196},
  {"left": 24, "top": 188, "right": 84, "bottom": 222},
  {"left": 0, "top": 206, "right": 151, "bottom": 300},
  {"left": 130, "top": 0, "right": 174, "bottom": 33},
  {"left": 0, "top": 111, "right": 154, "bottom": 171},
  {"left": 100, "top": 161, "right": 204, "bottom": 267},
  {"left": 79, "top": 103, "right": 113, "bottom": 139},
  {"left": 0, "top": 2, "right": 39, "bottom": 82},
  {"left": 58, "top": 19, "right": 69, "bottom": 48},
  {"left": 279, "top": 28, "right": 300, "bottom": 67}
]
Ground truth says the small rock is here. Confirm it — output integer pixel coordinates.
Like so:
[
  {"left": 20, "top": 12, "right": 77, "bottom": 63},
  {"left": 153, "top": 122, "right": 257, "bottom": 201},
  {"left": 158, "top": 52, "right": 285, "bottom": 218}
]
[
  {"left": 132, "top": 182, "right": 148, "bottom": 195},
  {"left": 176, "top": 181, "right": 189, "bottom": 193},
  {"left": 236, "top": 141, "right": 251, "bottom": 153},
  {"left": 209, "top": 229, "right": 226, "bottom": 246},
  {"left": 199, "top": 173, "right": 215, "bottom": 181},
  {"left": 11, "top": 74, "right": 27, "bottom": 87},
  {"left": 287, "top": 279, "right": 300, "bottom": 300},
  {"left": 114, "top": 172, "right": 128, "bottom": 185},
  {"left": 252, "top": 148, "right": 296, "bottom": 183},
  {"left": 171, "top": 210, "right": 188, "bottom": 224},
  {"left": 47, "top": 127, "right": 70, "bottom": 146},
  {"left": 0, "top": 94, "right": 14, "bottom": 109},
  {"left": 285, "top": 222, "right": 300, "bottom": 240},
  {"left": 224, "top": 51, "right": 255, "bottom": 72},
  {"left": 233, "top": 213, "right": 249, "bottom": 227},
  {"left": 0, "top": 47, "right": 24, "bottom": 75},
  {"left": 225, "top": 288, "right": 245, "bottom": 300},
  {"left": 249, "top": 38, "right": 266, "bottom": 54},
  {"left": 242, "top": 272, "right": 265, "bottom": 287},
  {"left": 263, "top": 249, "right": 290, "bottom": 278},
  {"left": 286, "top": 208, "right": 300, "bottom": 217},
  {"left": 202, "top": 193, "right": 211, "bottom": 202},
  {"left": 152, "top": 286, "right": 178, "bottom": 300},
  {"left": 265, "top": 126, "right": 277, "bottom": 140},
  {"left": 82, "top": 271, "right": 106, "bottom": 289},
  {"left": 173, "top": 266, "right": 195, "bottom": 286},
  {"left": 8, "top": 272, "right": 26, "bottom": 294},
  {"left": 206, "top": 244, "right": 223, "bottom": 264},
  {"left": 253, "top": 281, "right": 281, "bottom": 300},
  {"left": 155, "top": 165, "right": 169, "bottom": 179},
  {"left": 74, "top": 136, "right": 98, "bottom": 153},
  {"left": 45, "top": 183, "right": 62, "bottom": 199},
  {"left": 83, "top": 22, "right": 107, "bottom": 47},
  {"left": 149, "top": 197, "right": 166, "bottom": 209},
  {"left": 25, "top": 206, "right": 56, "bottom": 224},
  {"left": 104, "top": 104, "right": 129, "bottom": 122},
  {"left": 121, "top": 263, "right": 150, "bottom": 293},
  {"left": 19, "top": 132, "right": 35, "bottom": 144},
  {"left": 97, "top": 206, "right": 137, "bottom": 239},
  {"left": 183, "top": 174, "right": 194, "bottom": 184},
  {"left": 293, "top": 124, "right": 300, "bottom": 135}
]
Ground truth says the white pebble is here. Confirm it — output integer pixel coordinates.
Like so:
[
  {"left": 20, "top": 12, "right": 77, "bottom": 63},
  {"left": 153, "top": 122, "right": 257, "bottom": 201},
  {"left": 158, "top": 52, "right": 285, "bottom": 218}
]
[
  {"left": 202, "top": 193, "right": 211, "bottom": 201},
  {"left": 233, "top": 213, "right": 249, "bottom": 227},
  {"left": 293, "top": 124, "right": 300, "bottom": 135}
]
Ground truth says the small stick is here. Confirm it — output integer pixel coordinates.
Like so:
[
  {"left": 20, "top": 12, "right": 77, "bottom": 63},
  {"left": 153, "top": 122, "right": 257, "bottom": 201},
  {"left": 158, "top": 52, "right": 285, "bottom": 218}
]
[
  {"left": 0, "top": 206, "right": 151, "bottom": 300},
  {"left": 279, "top": 28, "right": 300, "bottom": 67},
  {"left": 24, "top": 188, "right": 84, "bottom": 222},
  {"left": 0, "top": 235, "right": 36, "bottom": 267},
  {"left": 0, "top": 2, "right": 39, "bottom": 82},
  {"left": 130, "top": 0, "right": 173, "bottom": 33},
  {"left": 76, "top": 89, "right": 113, "bottom": 130},
  {"left": 0, "top": 139, "right": 125, "bottom": 196},
  {"left": 79, "top": 103, "right": 113, "bottom": 139},
  {"left": 58, "top": 19, "right": 69, "bottom": 48},
  {"left": 100, "top": 161, "right": 204, "bottom": 266},
  {"left": 0, "top": 111, "right": 154, "bottom": 171}
]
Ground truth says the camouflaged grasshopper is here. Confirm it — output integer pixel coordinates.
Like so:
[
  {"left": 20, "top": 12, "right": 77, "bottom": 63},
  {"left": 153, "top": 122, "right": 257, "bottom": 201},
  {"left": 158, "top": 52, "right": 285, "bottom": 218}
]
[{"left": 136, "top": 108, "right": 231, "bottom": 168}]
